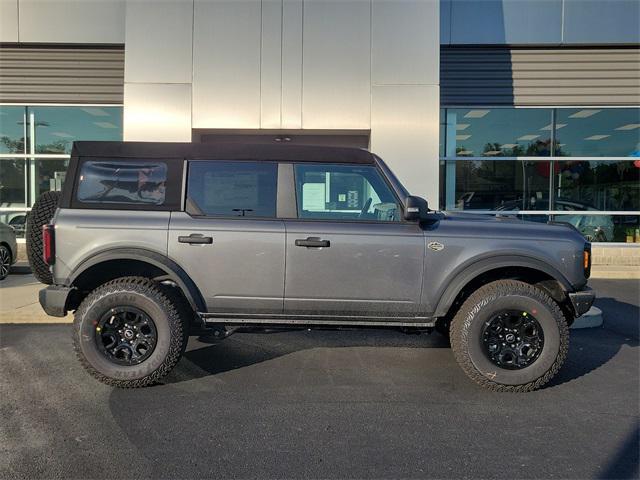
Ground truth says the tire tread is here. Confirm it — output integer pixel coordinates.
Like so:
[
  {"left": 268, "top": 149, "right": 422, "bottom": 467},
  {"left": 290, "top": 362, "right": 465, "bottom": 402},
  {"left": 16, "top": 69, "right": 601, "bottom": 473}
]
[
  {"left": 450, "top": 279, "right": 569, "bottom": 393},
  {"left": 72, "top": 276, "right": 187, "bottom": 388}
]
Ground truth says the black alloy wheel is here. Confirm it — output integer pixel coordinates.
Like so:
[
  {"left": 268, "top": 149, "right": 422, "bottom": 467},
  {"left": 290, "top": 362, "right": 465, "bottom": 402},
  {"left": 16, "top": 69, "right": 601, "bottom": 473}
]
[
  {"left": 95, "top": 306, "right": 158, "bottom": 365},
  {"left": 481, "top": 310, "right": 544, "bottom": 370}
]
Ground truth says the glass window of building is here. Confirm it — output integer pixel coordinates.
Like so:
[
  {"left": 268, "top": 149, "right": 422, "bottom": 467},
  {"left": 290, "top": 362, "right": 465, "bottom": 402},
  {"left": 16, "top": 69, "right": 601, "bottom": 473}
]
[
  {"left": 440, "top": 107, "right": 640, "bottom": 242},
  {"left": 555, "top": 108, "right": 640, "bottom": 157},
  {"left": 0, "top": 105, "right": 123, "bottom": 237},
  {"left": 443, "top": 108, "right": 553, "bottom": 157}
]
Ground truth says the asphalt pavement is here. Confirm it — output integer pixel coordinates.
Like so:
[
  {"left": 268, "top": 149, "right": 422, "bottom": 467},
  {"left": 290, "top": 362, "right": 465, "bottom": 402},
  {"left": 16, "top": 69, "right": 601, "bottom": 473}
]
[{"left": 1, "top": 279, "right": 638, "bottom": 479}]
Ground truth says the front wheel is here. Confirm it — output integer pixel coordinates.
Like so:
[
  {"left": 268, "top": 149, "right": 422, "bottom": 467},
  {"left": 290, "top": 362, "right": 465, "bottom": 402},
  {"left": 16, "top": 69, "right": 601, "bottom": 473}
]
[
  {"left": 450, "top": 280, "right": 569, "bottom": 392},
  {"left": 73, "top": 276, "right": 188, "bottom": 388}
]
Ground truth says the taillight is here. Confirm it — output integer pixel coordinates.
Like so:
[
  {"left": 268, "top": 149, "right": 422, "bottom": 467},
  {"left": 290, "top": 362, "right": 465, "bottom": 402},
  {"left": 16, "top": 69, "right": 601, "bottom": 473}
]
[
  {"left": 42, "top": 224, "right": 55, "bottom": 265},
  {"left": 583, "top": 244, "right": 591, "bottom": 278}
]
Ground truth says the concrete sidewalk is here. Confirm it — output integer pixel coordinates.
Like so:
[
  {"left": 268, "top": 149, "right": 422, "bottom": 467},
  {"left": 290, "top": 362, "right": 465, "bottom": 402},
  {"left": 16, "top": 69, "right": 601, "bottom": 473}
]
[{"left": 0, "top": 268, "right": 71, "bottom": 323}]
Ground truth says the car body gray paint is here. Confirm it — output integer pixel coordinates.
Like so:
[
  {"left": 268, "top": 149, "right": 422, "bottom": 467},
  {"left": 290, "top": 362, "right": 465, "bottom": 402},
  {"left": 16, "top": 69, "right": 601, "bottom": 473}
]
[{"left": 46, "top": 150, "right": 592, "bottom": 324}]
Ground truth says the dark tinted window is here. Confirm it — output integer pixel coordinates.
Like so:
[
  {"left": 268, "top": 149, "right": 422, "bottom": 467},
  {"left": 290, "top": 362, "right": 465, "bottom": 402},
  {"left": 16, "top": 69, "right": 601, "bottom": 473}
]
[
  {"left": 187, "top": 161, "right": 277, "bottom": 218},
  {"left": 77, "top": 160, "right": 167, "bottom": 205}
]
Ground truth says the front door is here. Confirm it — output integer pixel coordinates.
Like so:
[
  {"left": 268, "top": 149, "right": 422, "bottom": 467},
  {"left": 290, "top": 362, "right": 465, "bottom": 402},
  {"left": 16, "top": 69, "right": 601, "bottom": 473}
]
[
  {"left": 169, "top": 160, "right": 285, "bottom": 315},
  {"left": 284, "top": 163, "right": 425, "bottom": 318}
]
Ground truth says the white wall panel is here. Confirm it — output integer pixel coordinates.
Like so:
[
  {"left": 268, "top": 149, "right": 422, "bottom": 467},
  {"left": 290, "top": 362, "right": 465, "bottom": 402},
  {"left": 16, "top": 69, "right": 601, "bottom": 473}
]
[
  {"left": 125, "top": 0, "right": 193, "bottom": 84},
  {"left": 372, "top": 0, "right": 439, "bottom": 85},
  {"left": 371, "top": 85, "right": 439, "bottom": 203},
  {"left": 124, "top": 83, "right": 191, "bottom": 141},
  {"left": 281, "top": 0, "right": 303, "bottom": 129},
  {"left": 192, "top": 0, "right": 261, "bottom": 128},
  {"left": 19, "top": 0, "right": 125, "bottom": 43},
  {"left": 0, "top": 0, "right": 18, "bottom": 42},
  {"left": 302, "top": 0, "right": 371, "bottom": 129},
  {"left": 261, "top": 0, "right": 283, "bottom": 129}
]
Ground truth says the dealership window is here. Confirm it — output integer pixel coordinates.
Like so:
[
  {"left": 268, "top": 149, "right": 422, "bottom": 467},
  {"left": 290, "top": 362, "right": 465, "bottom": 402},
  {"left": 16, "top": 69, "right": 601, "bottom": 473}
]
[
  {"left": 440, "top": 107, "right": 640, "bottom": 243},
  {"left": 0, "top": 105, "right": 123, "bottom": 237}
]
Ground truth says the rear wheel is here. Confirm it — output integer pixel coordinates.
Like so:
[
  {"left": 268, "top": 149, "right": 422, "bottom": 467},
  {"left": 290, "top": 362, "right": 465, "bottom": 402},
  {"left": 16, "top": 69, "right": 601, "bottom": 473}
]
[
  {"left": 26, "top": 190, "right": 61, "bottom": 284},
  {"left": 73, "top": 276, "right": 188, "bottom": 388},
  {"left": 450, "top": 280, "right": 569, "bottom": 392}
]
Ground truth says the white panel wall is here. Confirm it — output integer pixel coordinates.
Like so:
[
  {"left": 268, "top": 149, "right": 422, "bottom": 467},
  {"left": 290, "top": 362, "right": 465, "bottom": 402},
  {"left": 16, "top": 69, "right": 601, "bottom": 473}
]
[
  {"left": 123, "top": 0, "right": 193, "bottom": 142},
  {"left": 371, "top": 88, "right": 439, "bottom": 201},
  {"left": 372, "top": 0, "right": 439, "bottom": 85},
  {"left": 18, "top": 0, "right": 125, "bottom": 43},
  {"left": 261, "top": 0, "right": 283, "bottom": 128},
  {"left": 124, "top": 0, "right": 193, "bottom": 84},
  {"left": 124, "top": 83, "right": 191, "bottom": 141},
  {"left": 371, "top": 0, "right": 440, "bottom": 203},
  {"left": 192, "top": 0, "right": 262, "bottom": 128},
  {"left": 302, "top": 0, "right": 371, "bottom": 129},
  {"left": 0, "top": 0, "right": 19, "bottom": 42},
  {"left": 281, "top": 0, "right": 303, "bottom": 129}
]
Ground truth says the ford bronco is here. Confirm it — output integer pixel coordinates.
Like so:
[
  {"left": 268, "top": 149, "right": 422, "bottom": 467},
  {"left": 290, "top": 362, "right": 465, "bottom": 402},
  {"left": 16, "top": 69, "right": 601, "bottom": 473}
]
[{"left": 31, "top": 141, "right": 594, "bottom": 391}]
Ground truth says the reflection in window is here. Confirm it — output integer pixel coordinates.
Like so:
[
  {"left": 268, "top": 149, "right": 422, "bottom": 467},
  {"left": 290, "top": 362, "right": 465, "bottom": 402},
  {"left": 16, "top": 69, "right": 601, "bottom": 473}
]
[
  {"left": 30, "top": 106, "right": 123, "bottom": 154},
  {"left": 187, "top": 161, "right": 277, "bottom": 218},
  {"left": 554, "top": 214, "right": 639, "bottom": 243},
  {"left": 447, "top": 159, "right": 550, "bottom": 211},
  {"left": 554, "top": 160, "right": 640, "bottom": 212},
  {"left": 295, "top": 164, "right": 400, "bottom": 221},
  {"left": 443, "top": 108, "right": 553, "bottom": 157},
  {"left": 0, "top": 106, "right": 26, "bottom": 154},
  {"left": 555, "top": 108, "right": 640, "bottom": 157},
  {"left": 77, "top": 161, "right": 167, "bottom": 205}
]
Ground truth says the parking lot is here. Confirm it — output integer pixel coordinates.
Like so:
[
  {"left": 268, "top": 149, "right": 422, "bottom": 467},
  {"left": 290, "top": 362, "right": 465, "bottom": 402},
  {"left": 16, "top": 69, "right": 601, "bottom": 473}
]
[{"left": 1, "top": 276, "right": 638, "bottom": 479}]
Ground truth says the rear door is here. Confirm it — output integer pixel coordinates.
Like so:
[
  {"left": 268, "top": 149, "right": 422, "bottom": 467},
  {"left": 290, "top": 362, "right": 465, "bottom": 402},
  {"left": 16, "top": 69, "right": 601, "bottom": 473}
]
[
  {"left": 169, "top": 160, "right": 285, "bottom": 315},
  {"left": 283, "top": 163, "right": 425, "bottom": 318}
]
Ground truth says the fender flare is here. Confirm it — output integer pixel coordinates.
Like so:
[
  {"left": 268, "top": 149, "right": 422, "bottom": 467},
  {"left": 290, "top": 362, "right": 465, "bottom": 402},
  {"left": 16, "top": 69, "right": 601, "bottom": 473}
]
[
  {"left": 67, "top": 247, "right": 207, "bottom": 312},
  {"left": 433, "top": 254, "right": 573, "bottom": 318}
]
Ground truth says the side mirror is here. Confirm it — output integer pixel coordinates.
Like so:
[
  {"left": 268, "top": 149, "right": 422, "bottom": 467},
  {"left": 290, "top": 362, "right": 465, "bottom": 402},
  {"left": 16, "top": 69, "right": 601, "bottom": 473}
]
[{"left": 403, "top": 195, "right": 430, "bottom": 221}]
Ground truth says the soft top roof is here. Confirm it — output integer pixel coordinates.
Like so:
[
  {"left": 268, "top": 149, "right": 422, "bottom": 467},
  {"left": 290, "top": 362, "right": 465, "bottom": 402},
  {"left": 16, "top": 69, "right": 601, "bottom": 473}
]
[{"left": 71, "top": 141, "right": 375, "bottom": 164}]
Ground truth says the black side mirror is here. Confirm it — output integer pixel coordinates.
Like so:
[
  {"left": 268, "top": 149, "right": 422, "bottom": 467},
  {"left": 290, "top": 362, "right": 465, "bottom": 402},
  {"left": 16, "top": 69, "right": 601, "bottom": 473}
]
[{"left": 403, "top": 195, "right": 429, "bottom": 221}]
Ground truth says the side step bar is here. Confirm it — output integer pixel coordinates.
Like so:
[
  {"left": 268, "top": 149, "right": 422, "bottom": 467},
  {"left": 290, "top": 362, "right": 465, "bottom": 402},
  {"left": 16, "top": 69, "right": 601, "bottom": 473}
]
[{"left": 198, "top": 314, "right": 436, "bottom": 328}]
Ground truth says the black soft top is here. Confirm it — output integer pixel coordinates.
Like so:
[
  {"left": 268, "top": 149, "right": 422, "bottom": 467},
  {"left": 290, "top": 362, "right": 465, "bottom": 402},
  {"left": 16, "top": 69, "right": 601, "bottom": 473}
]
[{"left": 71, "top": 141, "right": 375, "bottom": 164}]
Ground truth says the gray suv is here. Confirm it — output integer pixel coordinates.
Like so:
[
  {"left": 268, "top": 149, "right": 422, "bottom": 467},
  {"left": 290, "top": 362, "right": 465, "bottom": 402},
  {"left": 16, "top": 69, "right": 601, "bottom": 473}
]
[{"left": 34, "top": 142, "right": 594, "bottom": 391}]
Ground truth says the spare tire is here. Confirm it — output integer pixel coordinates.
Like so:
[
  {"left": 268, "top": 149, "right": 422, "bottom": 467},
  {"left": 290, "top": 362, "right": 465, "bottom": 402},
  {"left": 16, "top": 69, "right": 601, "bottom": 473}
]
[{"left": 26, "top": 191, "right": 61, "bottom": 284}]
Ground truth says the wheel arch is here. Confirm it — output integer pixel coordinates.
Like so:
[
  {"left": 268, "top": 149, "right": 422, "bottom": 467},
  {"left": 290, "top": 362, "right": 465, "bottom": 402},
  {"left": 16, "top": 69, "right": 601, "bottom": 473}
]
[
  {"left": 434, "top": 255, "right": 574, "bottom": 322},
  {"left": 66, "top": 248, "right": 206, "bottom": 314}
]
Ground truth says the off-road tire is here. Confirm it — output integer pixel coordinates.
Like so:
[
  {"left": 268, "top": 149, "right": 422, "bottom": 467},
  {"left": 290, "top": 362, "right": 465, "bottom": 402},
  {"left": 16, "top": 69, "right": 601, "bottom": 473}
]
[
  {"left": 26, "top": 190, "right": 61, "bottom": 284},
  {"left": 73, "top": 276, "right": 188, "bottom": 388},
  {"left": 450, "top": 279, "right": 569, "bottom": 392}
]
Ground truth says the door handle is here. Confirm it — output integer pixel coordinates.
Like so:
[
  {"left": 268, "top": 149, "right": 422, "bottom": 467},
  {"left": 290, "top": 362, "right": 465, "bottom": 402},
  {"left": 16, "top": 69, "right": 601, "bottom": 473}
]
[
  {"left": 295, "top": 237, "right": 330, "bottom": 248},
  {"left": 178, "top": 233, "right": 213, "bottom": 245}
]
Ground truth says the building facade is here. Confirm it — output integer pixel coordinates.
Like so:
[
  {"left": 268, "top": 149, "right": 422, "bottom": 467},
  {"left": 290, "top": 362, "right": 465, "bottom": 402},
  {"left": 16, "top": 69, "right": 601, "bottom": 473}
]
[{"left": 0, "top": 0, "right": 638, "bottom": 247}]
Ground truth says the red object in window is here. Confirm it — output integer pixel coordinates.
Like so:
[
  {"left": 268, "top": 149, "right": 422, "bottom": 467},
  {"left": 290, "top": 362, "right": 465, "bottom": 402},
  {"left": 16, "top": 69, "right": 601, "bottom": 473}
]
[
  {"left": 634, "top": 159, "right": 640, "bottom": 169},
  {"left": 42, "top": 224, "right": 55, "bottom": 265}
]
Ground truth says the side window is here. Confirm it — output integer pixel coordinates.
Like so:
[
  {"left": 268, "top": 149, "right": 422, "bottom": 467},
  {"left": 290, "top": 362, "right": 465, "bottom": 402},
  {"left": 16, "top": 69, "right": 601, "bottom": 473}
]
[
  {"left": 294, "top": 163, "right": 400, "bottom": 221},
  {"left": 187, "top": 161, "right": 277, "bottom": 218},
  {"left": 77, "top": 160, "right": 167, "bottom": 205}
]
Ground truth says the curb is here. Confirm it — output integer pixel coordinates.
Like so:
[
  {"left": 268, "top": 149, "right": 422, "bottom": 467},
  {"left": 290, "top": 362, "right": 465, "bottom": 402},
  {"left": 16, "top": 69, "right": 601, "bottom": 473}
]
[{"left": 570, "top": 306, "right": 604, "bottom": 329}]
